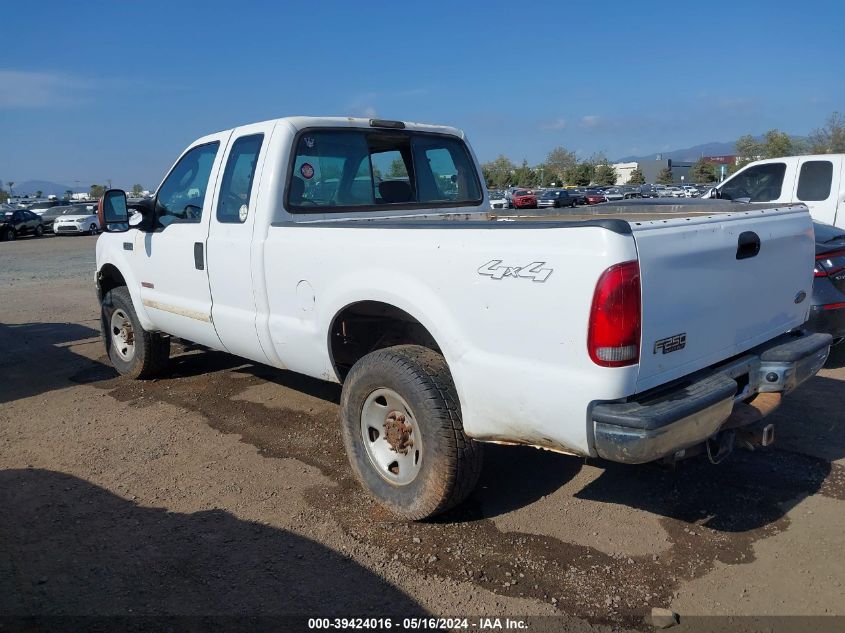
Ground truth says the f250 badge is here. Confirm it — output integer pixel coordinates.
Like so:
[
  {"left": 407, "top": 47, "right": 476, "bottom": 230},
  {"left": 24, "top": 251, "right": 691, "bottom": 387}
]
[
  {"left": 654, "top": 333, "right": 687, "bottom": 354},
  {"left": 478, "top": 260, "right": 553, "bottom": 282}
]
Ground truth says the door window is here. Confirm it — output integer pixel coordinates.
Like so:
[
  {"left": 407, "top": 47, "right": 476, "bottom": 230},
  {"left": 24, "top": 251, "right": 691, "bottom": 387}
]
[
  {"left": 217, "top": 134, "right": 264, "bottom": 223},
  {"left": 155, "top": 142, "right": 220, "bottom": 227},
  {"left": 720, "top": 163, "right": 786, "bottom": 202},
  {"left": 796, "top": 160, "right": 833, "bottom": 201}
]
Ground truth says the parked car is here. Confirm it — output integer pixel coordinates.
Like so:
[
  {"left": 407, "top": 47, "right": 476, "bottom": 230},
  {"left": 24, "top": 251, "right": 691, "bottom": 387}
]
[
  {"left": 704, "top": 154, "right": 845, "bottom": 229},
  {"left": 488, "top": 190, "right": 508, "bottom": 209},
  {"left": 583, "top": 189, "right": 607, "bottom": 204},
  {"left": 665, "top": 186, "right": 686, "bottom": 198},
  {"left": 601, "top": 187, "right": 625, "bottom": 202},
  {"left": 537, "top": 189, "right": 576, "bottom": 209},
  {"left": 95, "top": 116, "right": 829, "bottom": 521},
  {"left": 565, "top": 189, "right": 587, "bottom": 205},
  {"left": 53, "top": 210, "right": 101, "bottom": 235},
  {"left": 1, "top": 208, "right": 45, "bottom": 240},
  {"left": 682, "top": 185, "right": 700, "bottom": 198},
  {"left": 809, "top": 221, "right": 845, "bottom": 342},
  {"left": 27, "top": 199, "right": 68, "bottom": 215},
  {"left": 638, "top": 186, "right": 659, "bottom": 199},
  {"left": 510, "top": 189, "right": 537, "bottom": 209}
]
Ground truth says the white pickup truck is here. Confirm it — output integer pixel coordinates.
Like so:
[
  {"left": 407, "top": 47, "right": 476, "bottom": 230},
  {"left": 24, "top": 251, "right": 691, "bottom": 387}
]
[{"left": 95, "top": 116, "right": 831, "bottom": 520}]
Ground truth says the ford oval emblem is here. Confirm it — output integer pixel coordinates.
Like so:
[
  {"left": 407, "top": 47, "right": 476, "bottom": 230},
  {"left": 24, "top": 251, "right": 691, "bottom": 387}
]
[{"left": 794, "top": 291, "right": 807, "bottom": 304}]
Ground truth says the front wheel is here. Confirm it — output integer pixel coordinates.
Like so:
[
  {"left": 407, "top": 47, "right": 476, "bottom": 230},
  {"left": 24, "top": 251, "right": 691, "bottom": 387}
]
[
  {"left": 100, "top": 286, "right": 170, "bottom": 378},
  {"left": 340, "top": 345, "right": 483, "bottom": 520},
  {"left": 34, "top": 224, "right": 44, "bottom": 237}
]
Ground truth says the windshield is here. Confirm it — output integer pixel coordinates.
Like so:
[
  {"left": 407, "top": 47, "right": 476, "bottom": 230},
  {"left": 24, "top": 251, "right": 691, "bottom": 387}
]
[{"left": 29, "top": 202, "right": 56, "bottom": 210}]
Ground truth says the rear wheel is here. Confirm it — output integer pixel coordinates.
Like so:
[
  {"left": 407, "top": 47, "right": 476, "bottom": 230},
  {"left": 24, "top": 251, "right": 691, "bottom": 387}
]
[
  {"left": 89, "top": 223, "right": 98, "bottom": 235},
  {"left": 341, "top": 345, "right": 483, "bottom": 520},
  {"left": 100, "top": 286, "right": 170, "bottom": 379},
  {"left": 2, "top": 228, "right": 15, "bottom": 241}
]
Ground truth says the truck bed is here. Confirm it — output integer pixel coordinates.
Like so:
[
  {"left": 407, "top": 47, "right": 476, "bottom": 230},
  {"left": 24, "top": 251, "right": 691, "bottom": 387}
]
[{"left": 276, "top": 200, "right": 795, "bottom": 230}]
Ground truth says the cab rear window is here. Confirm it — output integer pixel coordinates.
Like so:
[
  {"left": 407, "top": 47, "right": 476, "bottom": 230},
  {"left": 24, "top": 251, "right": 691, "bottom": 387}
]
[{"left": 287, "top": 129, "right": 482, "bottom": 212}]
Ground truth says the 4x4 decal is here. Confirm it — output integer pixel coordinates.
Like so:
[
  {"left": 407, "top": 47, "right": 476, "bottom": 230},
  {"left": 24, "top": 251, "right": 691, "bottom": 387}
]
[{"left": 478, "top": 260, "right": 553, "bottom": 282}]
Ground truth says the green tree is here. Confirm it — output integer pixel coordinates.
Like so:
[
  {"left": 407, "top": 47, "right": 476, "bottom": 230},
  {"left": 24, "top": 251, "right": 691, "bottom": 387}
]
[
  {"left": 761, "top": 129, "right": 801, "bottom": 158},
  {"left": 688, "top": 158, "right": 718, "bottom": 183},
  {"left": 35, "top": 190, "right": 43, "bottom": 198},
  {"left": 512, "top": 159, "right": 536, "bottom": 187},
  {"left": 387, "top": 159, "right": 408, "bottom": 179},
  {"left": 656, "top": 167, "right": 674, "bottom": 184},
  {"left": 64, "top": 189, "right": 73, "bottom": 199},
  {"left": 481, "top": 154, "right": 516, "bottom": 189},
  {"left": 544, "top": 146, "right": 577, "bottom": 183},
  {"left": 131, "top": 183, "right": 144, "bottom": 197},
  {"left": 627, "top": 168, "right": 645, "bottom": 185},
  {"left": 564, "top": 162, "right": 595, "bottom": 186},
  {"left": 90, "top": 184, "right": 106, "bottom": 199},
  {"left": 735, "top": 135, "right": 761, "bottom": 163},
  {"left": 593, "top": 164, "right": 618, "bottom": 186},
  {"left": 809, "top": 111, "right": 845, "bottom": 154}
]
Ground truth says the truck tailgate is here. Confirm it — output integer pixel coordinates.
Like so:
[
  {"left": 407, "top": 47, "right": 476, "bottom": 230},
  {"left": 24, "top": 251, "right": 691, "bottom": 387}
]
[{"left": 631, "top": 205, "right": 815, "bottom": 392}]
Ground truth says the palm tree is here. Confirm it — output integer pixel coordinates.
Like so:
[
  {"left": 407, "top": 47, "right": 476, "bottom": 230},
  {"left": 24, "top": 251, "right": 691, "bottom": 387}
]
[{"left": 7, "top": 181, "right": 14, "bottom": 197}]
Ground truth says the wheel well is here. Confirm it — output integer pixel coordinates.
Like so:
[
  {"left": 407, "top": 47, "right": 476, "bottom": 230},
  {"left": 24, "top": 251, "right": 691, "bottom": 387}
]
[
  {"left": 329, "top": 301, "right": 441, "bottom": 381},
  {"left": 97, "top": 264, "right": 127, "bottom": 301}
]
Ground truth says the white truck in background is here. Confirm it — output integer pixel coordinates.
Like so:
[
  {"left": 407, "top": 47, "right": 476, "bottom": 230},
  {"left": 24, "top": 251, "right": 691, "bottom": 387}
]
[
  {"left": 706, "top": 154, "right": 845, "bottom": 228},
  {"left": 95, "top": 116, "right": 830, "bottom": 520}
]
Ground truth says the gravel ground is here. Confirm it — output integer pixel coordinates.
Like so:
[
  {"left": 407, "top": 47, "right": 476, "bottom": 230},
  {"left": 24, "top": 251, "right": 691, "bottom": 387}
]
[{"left": 1, "top": 234, "right": 843, "bottom": 631}]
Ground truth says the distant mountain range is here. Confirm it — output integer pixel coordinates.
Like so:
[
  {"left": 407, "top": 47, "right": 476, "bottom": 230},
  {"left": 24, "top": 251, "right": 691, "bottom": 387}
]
[
  {"left": 616, "top": 141, "right": 739, "bottom": 163},
  {"left": 7, "top": 180, "right": 89, "bottom": 197},
  {"left": 616, "top": 135, "right": 808, "bottom": 164}
]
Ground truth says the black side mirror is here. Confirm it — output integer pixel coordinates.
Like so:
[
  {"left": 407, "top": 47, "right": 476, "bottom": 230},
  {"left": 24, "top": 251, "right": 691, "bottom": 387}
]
[{"left": 101, "top": 189, "right": 129, "bottom": 232}]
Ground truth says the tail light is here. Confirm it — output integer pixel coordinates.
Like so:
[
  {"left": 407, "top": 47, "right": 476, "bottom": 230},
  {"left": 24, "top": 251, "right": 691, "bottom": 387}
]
[
  {"left": 814, "top": 249, "right": 845, "bottom": 277},
  {"left": 588, "top": 260, "right": 641, "bottom": 367}
]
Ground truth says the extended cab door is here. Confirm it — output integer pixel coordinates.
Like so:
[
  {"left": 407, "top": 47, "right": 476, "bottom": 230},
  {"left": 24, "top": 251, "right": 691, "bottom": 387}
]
[
  {"left": 205, "top": 121, "right": 274, "bottom": 363},
  {"left": 136, "top": 131, "right": 231, "bottom": 349},
  {"left": 794, "top": 156, "right": 841, "bottom": 226}
]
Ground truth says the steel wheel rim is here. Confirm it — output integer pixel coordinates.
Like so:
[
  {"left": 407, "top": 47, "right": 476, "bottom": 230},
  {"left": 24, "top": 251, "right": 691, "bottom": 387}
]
[
  {"left": 110, "top": 309, "right": 135, "bottom": 361},
  {"left": 360, "top": 388, "right": 422, "bottom": 486}
]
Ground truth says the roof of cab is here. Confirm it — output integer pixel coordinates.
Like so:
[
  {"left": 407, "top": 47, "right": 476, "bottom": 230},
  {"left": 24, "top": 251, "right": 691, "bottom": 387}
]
[{"left": 226, "top": 116, "right": 465, "bottom": 139}]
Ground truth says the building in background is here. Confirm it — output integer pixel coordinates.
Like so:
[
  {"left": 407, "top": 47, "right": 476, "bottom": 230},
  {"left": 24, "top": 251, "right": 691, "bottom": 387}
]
[
  {"left": 637, "top": 158, "right": 693, "bottom": 184},
  {"left": 611, "top": 162, "right": 638, "bottom": 185},
  {"left": 703, "top": 155, "right": 737, "bottom": 181}
]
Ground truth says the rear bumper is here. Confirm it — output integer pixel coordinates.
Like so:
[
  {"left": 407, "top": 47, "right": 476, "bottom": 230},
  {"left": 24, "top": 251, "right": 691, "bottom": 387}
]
[{"left": 592, "top": 331, "right": 832, "bottom": 464}]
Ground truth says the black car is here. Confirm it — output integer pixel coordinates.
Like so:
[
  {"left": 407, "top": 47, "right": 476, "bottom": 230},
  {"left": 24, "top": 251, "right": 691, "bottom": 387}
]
[
  {"left": 1, "top": 209, "right": 46, "bottom": 241},
  {"left": 638, "top": 186, "right": 660, "bottom": 198},
  {"left": 807, "top": 221, "right": 845, "bottom": 343},
  {"left": 537, "top": 189, "right": 577, "bottom": 209}
]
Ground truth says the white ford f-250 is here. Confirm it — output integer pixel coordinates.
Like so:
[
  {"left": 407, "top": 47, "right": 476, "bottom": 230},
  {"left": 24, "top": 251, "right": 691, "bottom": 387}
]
[{"left": 96, "top": 116, "right": 831, "bottom": 520}]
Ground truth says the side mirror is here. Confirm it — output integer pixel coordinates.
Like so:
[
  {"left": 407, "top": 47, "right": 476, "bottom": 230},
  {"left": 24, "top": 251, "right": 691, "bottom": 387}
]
[{"left": 100, "top": 189, "right": 129, "bottom": 232}]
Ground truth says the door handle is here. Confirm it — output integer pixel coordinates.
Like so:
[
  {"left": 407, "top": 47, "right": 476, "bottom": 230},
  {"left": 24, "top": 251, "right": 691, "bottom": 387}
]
[
  {"left": 194, "top": 242, "right": 204, "bottom": 270},
  {"left": 736, "top": 231, "right": 761, "bottom": 260}
]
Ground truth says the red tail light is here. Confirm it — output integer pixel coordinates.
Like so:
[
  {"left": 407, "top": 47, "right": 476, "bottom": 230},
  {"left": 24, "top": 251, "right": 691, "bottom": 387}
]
[
  {"left": 814, "top": 249, "right": 845, "bottom": 277},
  {"left": 588, "top": 260, "right": 641, "bottom": 367}
]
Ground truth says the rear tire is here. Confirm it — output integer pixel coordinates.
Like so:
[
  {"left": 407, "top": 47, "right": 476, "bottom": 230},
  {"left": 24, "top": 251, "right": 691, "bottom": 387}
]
[
  {"left": 89, "top": 223, "right": 98, "bottom": 235},
  {"left": 2, "top": 228, "right": 15, "bottom": 241},
  {"left": 100, "top": 286, "right": 170, "bottom": 379},
  {"left": 340, "top": 345, "right": 483, "bottom": 520}
]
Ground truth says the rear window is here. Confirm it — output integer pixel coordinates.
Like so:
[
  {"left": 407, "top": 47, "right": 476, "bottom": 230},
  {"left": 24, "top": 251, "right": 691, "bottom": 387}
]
[
  {"left": 797, "top": 160, "right": 833, "bottom": 201},
  {"left": 287, "top": 129, "right": 482, "bottom": 212}
]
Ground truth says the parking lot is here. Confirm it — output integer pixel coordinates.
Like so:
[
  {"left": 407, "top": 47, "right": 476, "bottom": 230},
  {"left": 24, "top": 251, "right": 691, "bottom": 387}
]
[{"left": 1, "top": 235, "right": 844, "bottom": 628}]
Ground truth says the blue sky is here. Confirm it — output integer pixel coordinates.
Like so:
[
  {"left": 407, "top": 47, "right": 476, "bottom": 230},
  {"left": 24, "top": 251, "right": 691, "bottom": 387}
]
[{"left": 2, "top": 0, "right": 844, "bottom": 190}]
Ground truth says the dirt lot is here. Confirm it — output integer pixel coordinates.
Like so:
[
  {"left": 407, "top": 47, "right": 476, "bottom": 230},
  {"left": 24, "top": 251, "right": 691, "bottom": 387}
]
[{"left": 1, "top": 234, "right": 844, "bottom": 630}]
